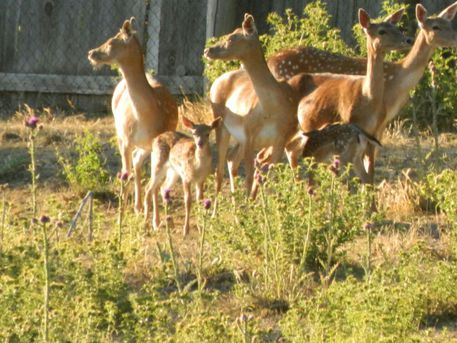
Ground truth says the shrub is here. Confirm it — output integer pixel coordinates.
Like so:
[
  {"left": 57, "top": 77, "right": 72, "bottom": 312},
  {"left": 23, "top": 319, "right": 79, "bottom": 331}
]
[
  {"left": 57, "top": 130, "right": 110, "bottom": 194},
  {"left": 207, "top": 162, "right": 374, "bottom": 301}
]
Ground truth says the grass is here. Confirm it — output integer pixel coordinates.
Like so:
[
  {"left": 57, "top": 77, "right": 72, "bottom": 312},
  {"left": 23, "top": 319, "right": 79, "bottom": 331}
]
[{"left": 1, "top": 102, "right": 457, "bottom": 342}]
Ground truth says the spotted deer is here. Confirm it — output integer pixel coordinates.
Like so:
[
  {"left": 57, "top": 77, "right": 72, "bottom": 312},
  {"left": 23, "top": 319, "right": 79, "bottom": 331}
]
[
  {"left": 228, "top": 8, "right": 409, "bottom": 184},
  {"left": 204, "top": 14, "right": 299, "bottom": 197},
  {"left": 143, "top": 117, "right": 221, "bottom": 236},
  {"left": 268, "top": 2, "right": 457, "bottom": 182},
  {"left": 300, "top": 124, "right": 381, "bottom": 182},
  {"left": 88, "top": 18, "right": 178, "bottom": 213}
]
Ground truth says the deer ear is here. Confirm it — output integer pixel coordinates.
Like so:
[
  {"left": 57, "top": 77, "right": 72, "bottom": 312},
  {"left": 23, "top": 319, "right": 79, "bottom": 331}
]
[
  {"left": 438, "top": 1, "right": 457, "bottom": 21},
  {"left": 182, "top": 116, "right": 195, "bottom": 129},
  {"left": 121, "top": 18, "right": 133, "bottom": 36},
  {"left": 416, "top": 4, "right": 428, "bottom": 29},
  {"left": 358, "top": 9, "right": 371, "bottom": 30},
  {"left": 211, "top": 117, "right": 222, "bottom": 129},
  {"left": 242, "top": 13, "right": 258, "bottom": 35},
  {"left": 384, "top": 7, "right": 405, "bottom": 25}
]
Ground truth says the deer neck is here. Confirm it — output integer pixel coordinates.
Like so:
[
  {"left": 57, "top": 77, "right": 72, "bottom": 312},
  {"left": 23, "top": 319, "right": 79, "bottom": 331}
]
[
  {"left": 241, "top": 47, "right": 287, "bottom": 110},
  {"left": 362, "top": 42, "right": 385, "bottom": 105},
  {"left": 117, "top": 52, "right": 153, "bottom": 118},
  {"left": 195, "top": 144, "right": 210, "bottom": 163},
  {"left": 382, "top": 31, "right": 435, "bottom": 124},
  {"left": 400, "top": 31, "right": 434, "bottom": 76}
]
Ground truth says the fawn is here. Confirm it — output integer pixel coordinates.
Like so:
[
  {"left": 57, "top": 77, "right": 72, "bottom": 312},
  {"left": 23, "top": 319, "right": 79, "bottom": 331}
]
[
  {"left": 259, "top": 123, "right": 381, "bottom": 183},
  {"left": 144, "top": 116, "right": 221, "bottom": 236},
  {"left": 88, "top": 18, "right": 178, "bottom": 213}
]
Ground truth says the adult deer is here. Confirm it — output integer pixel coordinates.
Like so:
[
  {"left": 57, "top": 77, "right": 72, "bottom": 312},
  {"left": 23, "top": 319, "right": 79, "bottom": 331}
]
[
  {"left": 144, "top": 117, "right": 221, "bottom": 235},
  {"left": 88, "top": 17, "right": 178, "bottom": 212},
  {"left": 204, "top": 14, "right": 299, "bottom": 197},
  {"left": 228, "top": 8, "right": 409, "bottom": 182},
  {"left": 269, "top": 2, "right": 457, "bottom": 182}
]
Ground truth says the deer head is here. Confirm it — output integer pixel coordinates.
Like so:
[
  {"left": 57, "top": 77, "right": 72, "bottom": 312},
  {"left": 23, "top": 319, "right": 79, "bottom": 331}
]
[
  {"left": 359, "top": 8, "right": 412, "bottom": 52},
  {"left": 416, "top": 2, "right": 457, "bottom": 47},
  {"left": 204, "top": 13, "right": 260, "bottom": 61},
  {"left": 182, "top": 117, "right": 221, "bottom": 148},
  {"left": 88, "top": 17, "right": 142, "bottom": 67}
]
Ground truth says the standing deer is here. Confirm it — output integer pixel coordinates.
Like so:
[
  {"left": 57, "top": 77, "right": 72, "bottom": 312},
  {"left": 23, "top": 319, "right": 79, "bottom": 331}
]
[
  {"left": 204, "top": 14, "right": 299, "bottom": 197},
  {"left": 143, "top": 117, "right": 221, "bottom": 236},
  {"left": 267, "top": 2, "right": 457, "bottom": 182},
  {"left": 227, "top": 8, "right": 409, "bottom": 183},
  {"left": 88, "top": 17, "right": 178, "bottom": 213}
]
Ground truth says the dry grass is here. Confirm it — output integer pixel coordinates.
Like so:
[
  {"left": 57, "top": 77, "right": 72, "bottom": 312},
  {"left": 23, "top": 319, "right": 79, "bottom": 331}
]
[{"left": 1, "top": 104, "right": 457, "bottom": 339}]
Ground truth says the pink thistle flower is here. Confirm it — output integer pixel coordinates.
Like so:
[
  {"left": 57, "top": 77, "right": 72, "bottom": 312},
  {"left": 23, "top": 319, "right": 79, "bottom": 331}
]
[
  {"left": 163, "top": 189, "right": 172, "bottom": 203},
  {"left": 203, "top": 199, "right": 211, "bottom": 210},
  {"left": 25, "top": 116, "right": 39, "bottom": 129},
  {"left": 40, "top": 215, "right": 50, "bottom": 224},
  {"left": 117, "top": 171, "right": 129, "bottom": 181}
]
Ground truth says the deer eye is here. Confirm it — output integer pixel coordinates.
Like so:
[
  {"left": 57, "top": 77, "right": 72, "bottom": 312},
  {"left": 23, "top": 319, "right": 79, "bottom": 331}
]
[
  {"left": 378, "top": 29, "right": 387, "bottom": 35},
  {"left": 432, "top": 26, "right": 441, "bottom": 31}
]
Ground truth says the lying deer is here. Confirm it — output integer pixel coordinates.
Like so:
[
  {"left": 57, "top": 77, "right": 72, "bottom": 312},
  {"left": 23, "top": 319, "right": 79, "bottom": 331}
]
[
  {"left": 301, "top": 124, "right": 381, "bottom": 182},
  {"left": 143, "top": 116, "right": 221, "bottom": 236},
  {"left": 204, "top": 14, "right": 299, "bottom": 197},
  {"left": 88, "top": 17, "right": 178, "bottom": 213},
  {"left": 267, "top": 2, "right": 457, "bottom": 182}
]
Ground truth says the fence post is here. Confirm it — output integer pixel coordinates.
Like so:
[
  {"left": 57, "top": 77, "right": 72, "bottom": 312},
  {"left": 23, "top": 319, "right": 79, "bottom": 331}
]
[{"left": 145, "top": 0, "right": 162, "bottom": 74}]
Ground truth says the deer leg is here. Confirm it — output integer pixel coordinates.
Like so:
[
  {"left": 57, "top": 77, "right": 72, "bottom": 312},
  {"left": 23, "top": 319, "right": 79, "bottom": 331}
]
[
  {"left": 132, "top": 148, "right": 149, "bottom": 214},
  {"left": 285, "top": 134, "right": 306, "bottom": 169},
  {"left": 183, "top": 182, "right": 192, "bottom": 236},
  {"left": 143, "top": 178, "right": 161, "bottom": 231},
  {"left": 215, "top": 125, "right": 231, "bottom": 193},
  {"left": 251, "top": 141, "right": 285, "bottom": 198},
  {"left": 161, "top": 169, "right": 179, "bottom": 201},
  {"left": 243, "top": 143, "right": 256, "bottom": 198},
  {"left": 144, "top": 164, "right": 167, "bottom": 231},
  {"left": 227, "top": 143, "right": 243, "bottom": 193},
  {"left": 119, "top": 140, "right": 132, "bottom": 176},
  {"left": 196, "top": 181, "right": 205, "bottom": 202}
]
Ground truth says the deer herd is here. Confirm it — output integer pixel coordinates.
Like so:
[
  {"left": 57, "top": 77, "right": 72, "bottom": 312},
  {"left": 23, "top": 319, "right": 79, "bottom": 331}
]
[{"left": 88, "top": 2, "right": 457, "bottom": 235}]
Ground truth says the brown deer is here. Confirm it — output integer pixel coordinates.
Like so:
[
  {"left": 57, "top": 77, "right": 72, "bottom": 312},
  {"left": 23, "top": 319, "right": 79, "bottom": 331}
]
[
  {"left": 204, "top": 14, "right": 299, "bottom": 197},
  {"left": 88, "top": 17, "right": 178, "bottom": 213},
  {"left": 267, "top": 2, "right": 457, "bottom": 182},
  {"left": 143, "top": 117, "right": 221, "bottom": 236},
  {"left": 298, "top": 124, "right": 381, "bottom": 183},
  {"left": 227, "top": 8, "right": 409, "bottom": 183}
]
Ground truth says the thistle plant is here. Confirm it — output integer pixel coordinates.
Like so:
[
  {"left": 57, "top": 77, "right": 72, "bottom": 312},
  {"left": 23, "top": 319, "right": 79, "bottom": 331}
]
[
  {"left": 363, "top": 222, "right": 374, "bottom": 280},
  {"left": 0, "top": 187, "right": 7, "bottom": 252},
  {"left": 117, "top": 171, "right": 128, "bottom": 249},
  {"left": 25, "top": 115, "right": 41, "bottom": 217},
  {"left": 163, "top": 189, "right": 181, "bottom": 293},
  {"left": 39, "top": 215, "right": 51, "bottom": 343},
  {"left": 197, "top": 199, "right": 211, "bottom": 293}
]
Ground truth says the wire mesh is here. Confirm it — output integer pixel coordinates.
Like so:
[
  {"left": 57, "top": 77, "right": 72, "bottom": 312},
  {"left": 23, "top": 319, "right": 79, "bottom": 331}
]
[{"left": 0, "top": 0, "right": 206, "bottom": 113}]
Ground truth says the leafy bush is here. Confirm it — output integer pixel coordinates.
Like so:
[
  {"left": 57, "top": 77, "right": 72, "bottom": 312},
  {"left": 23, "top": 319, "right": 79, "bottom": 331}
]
[
  {"left": 57, "top": 130, "right": 110, "bottom": 194},
  {"left": 418, "top": 169, "right": 457, "bottom": 227},
  {"left": 207, "top": 162, "right": 374, "bottom": 301}
]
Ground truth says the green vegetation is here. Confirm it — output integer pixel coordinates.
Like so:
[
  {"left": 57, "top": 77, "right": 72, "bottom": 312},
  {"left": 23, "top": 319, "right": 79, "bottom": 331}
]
[
  {"left": 57, "top": 130, "right": 110, "bottom": 194},
  {"left": 2, "top": 0, "right": 457, "bottom": 341}
]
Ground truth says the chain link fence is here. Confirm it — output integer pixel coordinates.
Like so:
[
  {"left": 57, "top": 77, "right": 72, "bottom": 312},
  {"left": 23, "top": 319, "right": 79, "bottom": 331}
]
[{"left": 0, "top": 0, "right": 207, "bottom": 115}]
